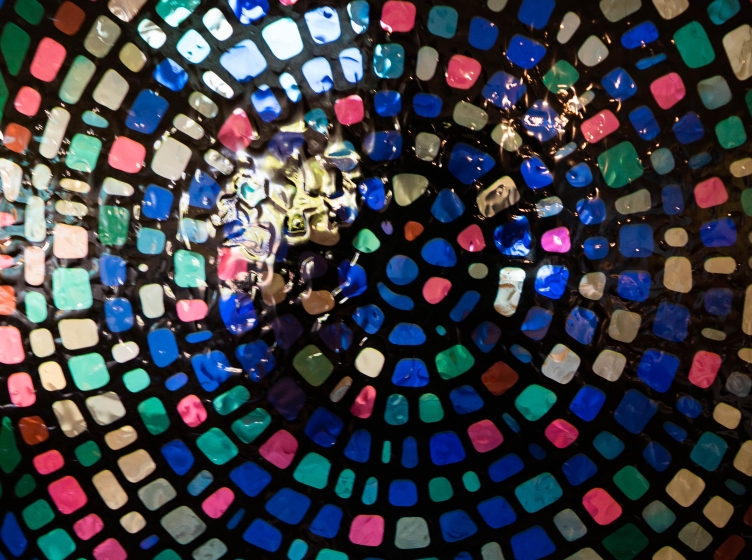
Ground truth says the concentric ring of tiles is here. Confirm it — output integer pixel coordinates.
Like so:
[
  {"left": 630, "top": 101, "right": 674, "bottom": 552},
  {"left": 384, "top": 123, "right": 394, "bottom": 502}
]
[{"left": 0, "top": 0, "right": 752, "bottom": 559}]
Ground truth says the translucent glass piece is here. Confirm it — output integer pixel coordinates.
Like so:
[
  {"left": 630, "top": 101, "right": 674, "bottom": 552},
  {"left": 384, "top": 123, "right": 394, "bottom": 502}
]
[
  {"left": 302, "top": 57, "right": 334, "bottom": 94},
  {"left": 176, "top": 29, "right": 211, "bottom": 64},
  {"left": 262, "top": 18, "right": 303, "bottom": 60},
  {"left": 203, "top": 8, "right": 233, "bottom": 41},
  {"left": 339, "top": 48, "right": 364, "bottom": 83},
  {"left": 305, "top": 7, "right": 341, "bottom": 44}
]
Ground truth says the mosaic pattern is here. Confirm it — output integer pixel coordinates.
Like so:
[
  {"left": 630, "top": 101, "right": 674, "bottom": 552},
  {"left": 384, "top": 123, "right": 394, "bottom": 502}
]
[{"left": 1, "top": 0, "right": 752, "bottom": 559}]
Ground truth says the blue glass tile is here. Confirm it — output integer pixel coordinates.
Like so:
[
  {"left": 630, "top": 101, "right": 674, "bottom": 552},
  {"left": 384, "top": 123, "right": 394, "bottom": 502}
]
[
  {"left": 602, "top": 67, "right": 637, "bottom": 101},
  {"left": 534, "top": 265, "right": 569, "bottom": 300},
  {"left": 148, "top": 329, "right": 179, "bottom": 368},
  {"left": 161, "top": 439, "right": 194, "bottom": 475},
  {"left": 565, "top": 307, "right": 599, "bottom": 344},
  {"left": 643, "top": 441, "right": 672, "bottom": 472},
  {"left": 431, "top": 189, "right": 465, "bottom": 223},
  {"left": 523, "top": 100, "right": 562, "bottom": 142},
  {"left": 413, "top": 93, "right": 443, "bottom": 117},
  {"left": 125, "top": 90, "right": 169, "bottom": 134},
  {"left": 439, "top": 510, "right": 477, "bottom": 542},
  {"left": 105, "top": 298, "right": 134, "bottom": 332},
  {"left": 374, "top": 90, "right": 401, "bottom": 116},
  {"left": 614, "top": 390, "right": 657, "bottom": 434},
  {"left": 562, "top": 454, "right": 598, "bottom": 486},
  {"left": 449, "top": 291, "right": 480, "bottom": 322},
  {"left": 583, "top": 236, "right": 609, "bottom": 259},
  {"left": 449, "top": 386, "right": 484, "bottom": 414},
  {"left": 629, "top": 106, "right": 660, "bottom": 140},
  {"left": 265, "top": 488, "right": 311, "bottom": 524},
  {"left": 517, "top": 0, "right": 555, "bottom": 28},
  {"left": 364, "top": 131, "right": 402, "bottom": 161},
  {"left": 339, "top": 48, "right": 364, "bottom": 83},
  {"left": 388, "top": 323, "right": 426, "bottom": 345},
  {"left": 566, "top": 163, "right": 593, "bottom": 187},
  {"left": 677, "top": 395, "right": 703, "bottom": 418},
  {"left": 236, "top": 340, "right": 275, "bottom": 381},
  {"left": 619, "top": 224, "right": 654, "bottom": 257},
  {"left": 229, "top": 0, "right": 269, "bottom": 24},
  {"left": 521, "top": 306, "right": 553, "bottom": 340},
  {"left": 353, "top": 305, "right": 384, "bottom": 334},
  {"left": 673, "top": 112, "right": 704, "bottom": 143},
  {"left": 100, "top": 254, "right": 126, "bottom": 286},
  {"left": 448, "top": 143, "right": 494, "bottom": 184},
  {"left": 421, "top": 238, "right": 457, "bottom": 267},
  {"left": 705, "top": 288, "right": 733, "bottom": 315},
  {"left": 304, "top": 408, "right": 343, "bottom": 447},
  {"left": 243, "top": 519, "right": 282, "bottom": 552},
  {"left": 520, "top": 157, "right": 553, "bottom": 188},
  {"left": 700, "top": 217, "right": 736, "bottom": 247},
  {"left": 576, "top": 198, "right": 607, "bottom": 225},
  {"left": 468, "top": 17, "right": 498, "bottom": 50},
  {"left": 344, "top": 429, "right": 371, "bottom": 463},
  {"left": 309, "top": 505, "right": 343, "bottom": 538},
  {"left": 251, "top": 86, "right": 282, "bottom": 122},
  {"left": 510, "top": 526, "right": 556, "bottom": 560},
  {"left": 506, "top": 35, "right": 546, "bottom": 69},
  {"left": 488, "top": 454, "right": 524, "bottom": 482},
  {"left": 389, "top": 480, "right": 418, "bottom": 507},
  {"left": 621, "top": 21, "right": 659, "bottom": 48},
  {"left": 652, "top": 303, "right": 690, "bottom": 342},
  {"left": 662, "top": 185, "right": 684, "bottom": 214},
  {"left": 477, "top": 497, "right": 516, "bottom": 528},
  {"left": 637, "top": 349, "right": 680, "bottom": 392},
  {"left": 153, "top": 58, "right": 188, "bottom": 92},
  {"left": 430, "top": 431, "right": 466, "bottom": 465},
  {"left": 493, "top": 216, "right": 532, "bottom": 257},
  {"left": 570, "top": 386, "right": 606, "bottom": 421},
  {"left": 231, "top": 462, "right": 272, "bottom": 497},
  {"left": 617, "top": 270, "right": 651, "bottom": 302},
  {"left": 482, "top": 71, "right": 526, "bottom": 108}
]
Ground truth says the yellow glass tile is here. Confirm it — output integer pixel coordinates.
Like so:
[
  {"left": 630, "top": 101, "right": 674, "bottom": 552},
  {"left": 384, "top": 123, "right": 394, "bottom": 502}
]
[
  {"left": 119, "top": 42, "right": 146, "bottom": 72},
  {"left": 665, "top": 468, "right": 705, "bottom": 507},
  {"left": 653, "top": 546, "right": 686, "bottom": 560},
  {"left": 713, "top": 402, "right": 741, "bottom": 429},
  {"left": 702, "top": 496, "right": 734, "bottom": 528},
  {"left": 733, "top": 440, "right": 752, "bottom": 476}
]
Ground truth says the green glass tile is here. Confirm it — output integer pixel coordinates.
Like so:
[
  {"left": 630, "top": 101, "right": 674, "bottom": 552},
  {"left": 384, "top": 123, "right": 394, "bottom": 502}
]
[
  {"left": 0, "top": 68, "right": 9, "bottom": 121},
  {"left": 315, "top": 550, "right": 348, "bottom": 560},
  {"left": 59, "top": 55, "right": 96, "bottom": 104},
  {"left": 612, "top": 466, "right": 649, "bottom": 500},
  {"left": 597, "top": 141, "right": 643, "bottom": 188},
  {"left": 0, "top": 417, "right": 21, "bottom": 474},
  {"left": 74, "top": 440, "right": 101, "bottom": 467},
  {"left": 174, "top": 250, "right": 206, "bottom": 287},
  {"left": 22, "top": 499, "right": 55, "bottom": 531},
  {"left": 294, "top": 452, "right": 331, "bottom": 489},
  {"left": 715, "top": 116, "right": 746, "bottom": 149},
  {"left": 641, "top": 500, "right": 676, "bottom": 533},
  {"left": 99, "top": 205, "right": 130, "bottom": 247},
  {"left": 25, "top": 291, "right": 47, "bottom": 323},
  {"left": 213, "top": 385, "right": 250, "bottom": 416},
  {"left": 335, "top": 469, "right": 355, "bottom": 499},
  {"left": 429, "top": 477, "right": 453, "bottom": 502},
  {"left": 66, "top": 134, "right": 102, "bottom": 172},
  {"left": 52, "top": 268, "right": 93, "bottom": 310},
  {"left": 381, "top": 440, "right": 391, "bottom": 463},
  {"left": 361, "top": 476, "right": 378, "bottom": 505},
  {"left": 14, "top": 474, "right": 35, "bottom": 498},
  {"left": 196, "top": 427, "right": 238, "bottom": 465},
  {"left": 419, "top": 393, "right": 444, "bottom": 423},
  {"left": 14, "top": 0, "right": 44, "bottom": 25},
  {"left": 67, "top": 353, "right": 109, "bottom": 391},
  {"left": 288, "top": 540, "right": 309, "bottom": 560},
  {"left": 435, "top": 344, "right": 474, "bottom": 379},
  {"left": 1, "top": 23, "right": 30, "bottom": 76},
  {"left": 601, "top": 523, "right": 649, "bottom": 560},
  {"left": 37, "top": 528, "right": 76, "bottom": 560},
  {"left": 352, "top": 229, "right": 380, "bottom": 253},
  {"left": 156, "top": 0, "right": 200, "bottom": 26},
  {"left": 293, "top": 344, "right": 333, "bottom": 386},
  {"left": 741, "top": 190, "right": 752, "bottom": 216},
  {"left": 673, "top": 21, "right": 715, "bottom": 68},
  {"left": 231, "top": 408, "right": 271, "bottom": 444},
  {"left": 515, "top": 384, "right": 557, "bottom": 421},
  {"left": 123, "top": 368, "right": 151, "bottom": 393},
  {"left": 543, "top": 60, "right": 579, "bottom": 93},
  {"left": 462, "top": 471, "right": 481, "bottom": 492},
  {"left": 153, "top": 552, "right": 182, "bottom": 560},
  {"left": 138, "top": 397, "right": 170, "bottom": 435}
]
